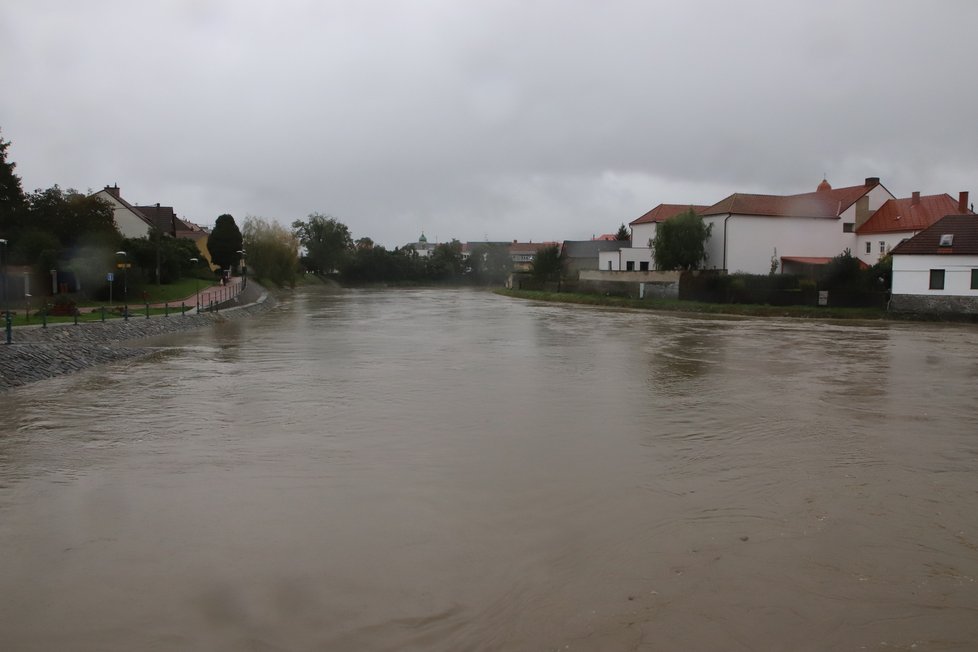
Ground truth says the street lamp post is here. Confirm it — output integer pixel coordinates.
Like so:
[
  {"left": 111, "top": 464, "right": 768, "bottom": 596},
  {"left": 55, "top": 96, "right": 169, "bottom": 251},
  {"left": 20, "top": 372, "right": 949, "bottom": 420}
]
[
  {"left": 115, "top": 250, "right": 128, "bottom": 319},
  {"left": 190, "top": 257, "right": 200, "bottom": 313}
]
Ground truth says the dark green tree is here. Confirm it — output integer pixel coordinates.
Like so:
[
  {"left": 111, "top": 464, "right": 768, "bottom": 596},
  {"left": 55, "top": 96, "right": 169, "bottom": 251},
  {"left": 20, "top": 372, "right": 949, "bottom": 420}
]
[
  {"left": 615, "top": 223, "right": 630, "bottom": 241},
  {"left": 651, "top": 207, "right": 713, "bottom": 270},
  {"left": 426, "top": 240, "right": 464, "bottom": 281},
  {"left": 531, "top": 244, "right": 563, "bottom": 284},
  {"left": 24, "top": 186, "right": 117, "bottom": 250},
  {"left": 207, "top": 213, "right": 243, "bottom": 272},
  {"left": 820, "top": 248, "right": 863, "bottom": 291},
  {"left": 291, "top": 213, "right": 353, "bottom": 274},
  {"left": 0, "top": 129, "right": 27, "bottom": 240}
]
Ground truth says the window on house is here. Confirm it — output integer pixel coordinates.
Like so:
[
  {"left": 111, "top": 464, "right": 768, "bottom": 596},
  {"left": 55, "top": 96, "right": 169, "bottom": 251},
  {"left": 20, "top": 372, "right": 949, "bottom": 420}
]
[
  {"left": 971, "top": 269, "right": 978, "bottom": 290},
  {"left": 626, "top": 261, "right": 635, "bottom": 271},
  {"left": 843, "top": 222, "right": 854, "bottom": 233},
  {"left": 879, "top": 241, "right": 886, "bottom": 253},
  {"left": 865, "top": 241, "right": 871, "bottom": 254},
  {"left": 929, "top": 269, "right": 945, "bottom": 290},
  {"left": 640, "top": 261, "right": 649, "bottom": 271}
]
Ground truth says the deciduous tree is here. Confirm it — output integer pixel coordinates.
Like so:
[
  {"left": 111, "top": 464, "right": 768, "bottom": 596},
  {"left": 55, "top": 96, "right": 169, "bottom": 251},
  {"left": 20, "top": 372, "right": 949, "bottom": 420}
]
[
  {"left": 291, "top": 213, "right": 352, "bottom": 274},
  {"left": 531, "top": 244, "right": 563, "bottom": 283},
  {"left": 651, "top": 207, "right": 712, "bottom": 270},
  {"left": 243, "top": 216, "right": 299, "bottom": 287}
]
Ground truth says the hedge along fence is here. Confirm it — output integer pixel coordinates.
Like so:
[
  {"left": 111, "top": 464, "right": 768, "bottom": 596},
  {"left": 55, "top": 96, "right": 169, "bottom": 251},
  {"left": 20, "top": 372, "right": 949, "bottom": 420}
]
[{"left": 679, "top": 271, "right": 888, "bottom": 308}]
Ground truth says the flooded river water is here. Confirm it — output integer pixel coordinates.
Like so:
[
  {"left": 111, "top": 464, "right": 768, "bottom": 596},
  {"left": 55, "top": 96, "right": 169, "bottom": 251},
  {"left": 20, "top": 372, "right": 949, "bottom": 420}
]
[{"left": 1, "top": 288, "right": 977, "bottom": 651}]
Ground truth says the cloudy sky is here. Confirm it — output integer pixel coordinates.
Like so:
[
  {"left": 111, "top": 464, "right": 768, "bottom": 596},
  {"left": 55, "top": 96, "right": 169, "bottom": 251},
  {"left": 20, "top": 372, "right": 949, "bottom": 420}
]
[{"left": 2, "top": 0, "right": 976, "bottom": 247}]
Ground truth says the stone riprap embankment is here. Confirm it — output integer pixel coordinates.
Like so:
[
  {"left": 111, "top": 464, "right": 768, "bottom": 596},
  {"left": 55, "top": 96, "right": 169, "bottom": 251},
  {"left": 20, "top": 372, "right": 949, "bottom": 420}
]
[{"left": 0, "top": 286, "right": 276, "bottom": 391}]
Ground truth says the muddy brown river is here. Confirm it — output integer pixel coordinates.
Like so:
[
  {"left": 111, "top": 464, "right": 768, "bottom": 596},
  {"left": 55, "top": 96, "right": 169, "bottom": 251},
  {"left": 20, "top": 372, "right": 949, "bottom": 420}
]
[{"left": 1, "top": 288, "right": 977, "bottom": 651}]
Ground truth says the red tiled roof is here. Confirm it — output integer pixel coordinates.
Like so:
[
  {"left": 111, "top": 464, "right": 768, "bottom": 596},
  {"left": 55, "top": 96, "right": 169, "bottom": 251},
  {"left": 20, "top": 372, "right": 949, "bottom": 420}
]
[
  {"left": 630, "top": 204, "right": 710, "bottom": 226},
  {"left": 891, "top": 215, "right": 978, "bottom": 256},
  {"left": 701, "top": 183, "right": 872, "bottom": 218},
  {"left": 856, "top": 194, "right": 973, "bottom": 234}
]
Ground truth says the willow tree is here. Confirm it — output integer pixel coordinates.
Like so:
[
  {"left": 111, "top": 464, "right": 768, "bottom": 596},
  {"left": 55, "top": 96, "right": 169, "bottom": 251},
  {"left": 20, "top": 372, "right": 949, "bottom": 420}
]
[{"left": 651, "top": 207, "right": 712, "bottom": 270}]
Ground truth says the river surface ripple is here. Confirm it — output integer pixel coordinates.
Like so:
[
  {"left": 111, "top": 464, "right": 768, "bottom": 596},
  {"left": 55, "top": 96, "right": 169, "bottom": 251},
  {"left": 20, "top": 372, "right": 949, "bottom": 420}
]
[{"left": 1, "top": 288, "right": 977, "bottom": 651}]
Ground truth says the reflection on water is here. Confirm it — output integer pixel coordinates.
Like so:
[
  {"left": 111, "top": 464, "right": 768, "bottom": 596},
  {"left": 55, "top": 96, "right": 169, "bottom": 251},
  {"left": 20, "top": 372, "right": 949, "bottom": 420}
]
[{"left": 1, "top": 288, "right": 977, "bottom": 651}]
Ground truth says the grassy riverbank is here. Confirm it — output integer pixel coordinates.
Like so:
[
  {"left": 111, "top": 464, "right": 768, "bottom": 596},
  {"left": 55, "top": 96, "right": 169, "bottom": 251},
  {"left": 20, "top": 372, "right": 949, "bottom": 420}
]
[{"left": 495, "top": 288, "right": 892, "bottom": 320}]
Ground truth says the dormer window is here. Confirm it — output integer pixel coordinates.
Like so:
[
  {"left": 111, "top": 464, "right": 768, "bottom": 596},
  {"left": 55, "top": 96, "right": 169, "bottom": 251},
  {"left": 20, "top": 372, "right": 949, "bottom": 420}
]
[{"left": 939, "top": 234, "right": 954, "bottom": 247}]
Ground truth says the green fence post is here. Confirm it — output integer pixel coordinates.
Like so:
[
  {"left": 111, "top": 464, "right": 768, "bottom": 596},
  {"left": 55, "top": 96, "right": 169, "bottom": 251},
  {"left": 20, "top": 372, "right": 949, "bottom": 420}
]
[{"left": 101, "top": 306, "right": 106, "bottom": 322}]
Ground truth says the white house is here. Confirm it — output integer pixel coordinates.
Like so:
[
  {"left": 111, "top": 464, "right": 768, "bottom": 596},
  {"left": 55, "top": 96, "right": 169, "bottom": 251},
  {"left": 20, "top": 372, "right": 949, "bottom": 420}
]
[
  {"left": 90, "top": 184, "right": 154, "bottom": 239},
  {"left": 890, "top": 214, "right": 978, "bottom": 314},
  {"left": 699, "top": 177, "right": 894, "bottom": 275},
  {"left": 855, "top": 191, "right": 972, "bottom": 266},
  {"left": 599, "top": 204, "right": 709, "bottom": 271}
]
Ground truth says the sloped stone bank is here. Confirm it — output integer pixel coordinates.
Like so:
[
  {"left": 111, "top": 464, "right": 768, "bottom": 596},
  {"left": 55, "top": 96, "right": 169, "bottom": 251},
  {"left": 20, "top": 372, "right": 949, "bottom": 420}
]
[{"left": 0, "top": 287, "right": 276, "bottom": 391}]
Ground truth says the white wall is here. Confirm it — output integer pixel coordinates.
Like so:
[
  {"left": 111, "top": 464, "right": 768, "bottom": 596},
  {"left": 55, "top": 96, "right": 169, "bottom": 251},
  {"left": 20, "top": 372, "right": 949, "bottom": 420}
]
[
  {"left": 892, "top": 254, "right": 978, "bottom": 296},
  {"left": 94, "top": 191, "right": 151, "bottom": 239},
  {"left": 631, "top": 222, "right": 657, "bottom": 248},
  {"left": 702, "top": 214, "right": 853, "bottom": 274},
  {"left": 855, "top": 232, "right": 913, "bottom": 266},
  {"left": 598, "top": 247, "right": 653, "bottom": 271}
]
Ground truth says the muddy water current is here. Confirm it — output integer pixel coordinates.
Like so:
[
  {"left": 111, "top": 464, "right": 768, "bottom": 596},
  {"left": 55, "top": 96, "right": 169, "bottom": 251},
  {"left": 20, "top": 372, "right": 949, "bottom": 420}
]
[{"left": 1, "top": 288, "right": 977, "bottom": 651}]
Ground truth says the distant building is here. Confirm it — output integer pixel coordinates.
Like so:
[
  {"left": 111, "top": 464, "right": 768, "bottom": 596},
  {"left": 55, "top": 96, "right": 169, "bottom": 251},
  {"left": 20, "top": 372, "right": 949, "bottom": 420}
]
[
  {"left": 403, "top": 232, "right": 434, "bottom": 257},
  {"left": 563, "top": 240, "right": 627, "bottom": 277}
]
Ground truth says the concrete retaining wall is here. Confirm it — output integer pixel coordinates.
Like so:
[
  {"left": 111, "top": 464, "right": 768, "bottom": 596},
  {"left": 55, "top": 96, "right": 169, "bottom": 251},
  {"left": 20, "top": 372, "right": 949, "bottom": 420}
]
[
  {"left": 889, "top": 293, "right": 978, "bottom": 315},
  {"left": 577, "top": 270, "right": 681, "bottom": 299},
  {"left": 1, "top": 285, "right": 276, "bottom": 391}
]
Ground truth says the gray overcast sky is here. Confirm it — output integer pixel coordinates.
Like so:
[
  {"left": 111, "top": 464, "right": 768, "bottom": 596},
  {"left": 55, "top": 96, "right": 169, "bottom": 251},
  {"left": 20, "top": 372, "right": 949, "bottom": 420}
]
[{"left": 2, "top": 0, "right": 976, "bottom": 248}]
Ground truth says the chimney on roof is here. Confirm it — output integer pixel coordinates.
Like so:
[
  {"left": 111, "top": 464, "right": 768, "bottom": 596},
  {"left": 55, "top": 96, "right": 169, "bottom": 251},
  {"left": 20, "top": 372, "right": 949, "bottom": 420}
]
[
  {"left": 865, "top": 177, "right": 880, "bottom": 187},
  {"left": 104, "top": 184, "right": 120, "bottom": 199},
  {"left": 911, "top": 191, "right": 920, "bottom": 205},
  {"left": 960, "top": 191, "right": 969, "bottom": 213},
  {"left": 855, "top": 195, "right": 871, "bottom": 229}
]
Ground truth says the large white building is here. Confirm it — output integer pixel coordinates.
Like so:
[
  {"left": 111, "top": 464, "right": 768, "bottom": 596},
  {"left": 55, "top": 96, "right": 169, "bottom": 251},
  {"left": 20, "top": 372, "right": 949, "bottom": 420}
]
[
  {"left": 699, "top": 178, "right": 893, "bottom": 274},
  {"left": 596, "top": 179, "right": 973, "bottom": 277}
]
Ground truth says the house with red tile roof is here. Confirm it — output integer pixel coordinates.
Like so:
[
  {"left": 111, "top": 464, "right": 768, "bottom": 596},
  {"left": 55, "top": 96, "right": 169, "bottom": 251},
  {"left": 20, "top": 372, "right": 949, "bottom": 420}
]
[
  {"left": 91, "top": 184, "right": 156, "bottom": 238},
  {"left": 855, "top": 191, "right": 973, "bottom": 265},
  {"left": 699, "top": 177, "right": 894, "bottom": 274},
  {"left": 508, "top": 241, "right": 558, "bottom": 271},
  {"left": 599, "top": 203, "right": 710, "bottom": 271},
  {"left": 889, "top": 213, "right": 978, "bottom": 313},
  {"left": 91, "top": 184, "right": 216, "bottom": 269}
]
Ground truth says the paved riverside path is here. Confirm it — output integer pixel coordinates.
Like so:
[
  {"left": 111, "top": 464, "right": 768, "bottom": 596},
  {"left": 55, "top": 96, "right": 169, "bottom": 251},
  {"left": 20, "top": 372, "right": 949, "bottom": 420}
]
[{"left": 0, "top": 281, "right": 274, "bottom": 391}]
